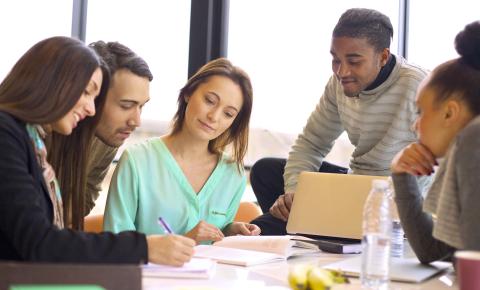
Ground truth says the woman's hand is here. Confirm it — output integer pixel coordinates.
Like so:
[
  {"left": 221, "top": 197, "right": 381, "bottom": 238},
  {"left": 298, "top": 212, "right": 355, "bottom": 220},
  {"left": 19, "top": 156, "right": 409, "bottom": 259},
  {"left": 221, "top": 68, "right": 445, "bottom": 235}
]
[
  {"left": 146, "top": 234, "right": 195, "bottom": 266},
  {"left": 185, "top": 220, "right": 224, "bottom": 244},
  {"left": 223, "top": 222, "right": 261, "bottom": 236},
  {"left": 391, "top": 142, "right": 437, "bottom": 176}
]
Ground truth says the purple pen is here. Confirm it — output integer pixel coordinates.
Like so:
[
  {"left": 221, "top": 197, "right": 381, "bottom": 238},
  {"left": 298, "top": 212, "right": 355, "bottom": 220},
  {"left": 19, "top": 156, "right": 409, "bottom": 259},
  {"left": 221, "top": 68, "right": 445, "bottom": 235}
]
[{"left": 158, "top": 217, "right": 174, "bottom": 234}]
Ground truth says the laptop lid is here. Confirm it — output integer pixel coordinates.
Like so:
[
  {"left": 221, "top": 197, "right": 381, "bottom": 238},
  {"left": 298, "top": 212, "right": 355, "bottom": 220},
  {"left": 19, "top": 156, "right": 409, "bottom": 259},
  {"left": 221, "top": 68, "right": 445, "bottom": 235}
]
[
  {"left": 286, "top": 172, "right": 387, "bottom": 239},
  {"left": 323, "top": 255, "right": 451, "bottom": 283}
]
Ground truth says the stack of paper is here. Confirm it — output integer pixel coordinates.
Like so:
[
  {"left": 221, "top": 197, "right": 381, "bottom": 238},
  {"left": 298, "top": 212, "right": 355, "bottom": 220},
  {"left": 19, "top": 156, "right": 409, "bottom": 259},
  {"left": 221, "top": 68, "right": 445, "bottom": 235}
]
[
  {"left": 143, "top": 258, "right": 216, "bottom": 279},
  {"left": 193, "top": 235, "right": 320, "bottom": 266},
  {"left": 194, "top": 245, "right": 285, "bottom": 267}
]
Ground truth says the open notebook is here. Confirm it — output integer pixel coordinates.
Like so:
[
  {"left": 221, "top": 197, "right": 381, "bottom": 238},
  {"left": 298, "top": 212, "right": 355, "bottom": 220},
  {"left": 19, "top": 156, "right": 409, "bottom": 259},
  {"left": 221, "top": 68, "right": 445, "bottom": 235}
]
[
  {"left": 194, "top": 235, "right": 320, "bottom": 266},
  {"left": 143, "top": 258, "right": 216, "bottom": 279},
  {"left": 323, "top": 255, "right": 452, "bottom": 283}
]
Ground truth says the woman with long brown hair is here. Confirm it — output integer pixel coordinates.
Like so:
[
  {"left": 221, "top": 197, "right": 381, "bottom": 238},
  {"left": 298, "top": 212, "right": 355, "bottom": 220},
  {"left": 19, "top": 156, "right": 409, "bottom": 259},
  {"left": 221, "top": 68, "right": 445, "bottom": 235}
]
[
  {"left": 0, "top": 36, "right": 194, "bottom": 265},
  {"left": 104, "top": 58, "right": 260, "bottom": 243}
]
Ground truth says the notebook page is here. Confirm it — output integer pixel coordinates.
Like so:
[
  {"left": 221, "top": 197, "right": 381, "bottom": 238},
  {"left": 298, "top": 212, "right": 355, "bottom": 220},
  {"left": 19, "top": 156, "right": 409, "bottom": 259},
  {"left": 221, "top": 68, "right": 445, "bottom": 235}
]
[
  {"left": 323, "top": 256, "right": 451, "bottom": 283},
  {"left": 212, "top": 235, "right": 294, "bottom": 256},
  {"left": 194, "top": 245, "right": 285, "bottom": 266},
  {"left": 143, "top": 257, "right": 216, "bottom": 279}
]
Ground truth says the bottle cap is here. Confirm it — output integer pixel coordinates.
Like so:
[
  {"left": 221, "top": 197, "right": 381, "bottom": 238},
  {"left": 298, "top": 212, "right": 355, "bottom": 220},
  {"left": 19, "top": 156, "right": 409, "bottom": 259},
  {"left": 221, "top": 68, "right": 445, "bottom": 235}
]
[{"left": 372, "top": 179, "right": 389, "bottom": 190}]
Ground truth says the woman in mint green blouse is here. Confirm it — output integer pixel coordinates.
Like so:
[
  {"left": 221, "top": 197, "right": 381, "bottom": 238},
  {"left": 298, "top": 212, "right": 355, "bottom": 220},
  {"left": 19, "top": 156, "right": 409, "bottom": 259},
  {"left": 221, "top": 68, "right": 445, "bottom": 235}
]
[{"left": 104, "top": 58, "right": 260, "bottom": 243}]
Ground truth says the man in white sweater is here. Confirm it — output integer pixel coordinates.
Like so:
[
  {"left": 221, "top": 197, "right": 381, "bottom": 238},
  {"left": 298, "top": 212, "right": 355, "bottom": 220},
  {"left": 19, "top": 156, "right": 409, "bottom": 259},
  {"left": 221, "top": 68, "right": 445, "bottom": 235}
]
[{"left": 250, "top": 8, "right": 429, "bottom": 235}]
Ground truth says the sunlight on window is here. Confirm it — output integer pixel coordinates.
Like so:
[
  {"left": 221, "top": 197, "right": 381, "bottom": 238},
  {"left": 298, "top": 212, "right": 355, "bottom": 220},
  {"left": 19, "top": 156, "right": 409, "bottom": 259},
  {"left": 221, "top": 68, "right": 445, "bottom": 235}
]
[
  {"left": 0, "top": 0, "right": 72, "bottom": 80},
  {"left": 228, "top": 0, "right": 399, "bottom": 134},
  {"left": 86, "top": 0, "right": 191, "bottom": 124},
  {"left": 408, "top": 1, "right": 480, "bottom": 70}
]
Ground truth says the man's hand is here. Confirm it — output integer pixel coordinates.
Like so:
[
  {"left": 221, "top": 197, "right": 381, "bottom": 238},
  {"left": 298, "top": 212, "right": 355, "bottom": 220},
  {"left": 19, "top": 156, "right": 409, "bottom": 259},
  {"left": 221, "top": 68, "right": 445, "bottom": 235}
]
[
  {"left": 223, "top": 222, "right": 261, "bottom": 236},
  {"left": 269, "top": 192, "right": 294, "bottom": 222},
  {"left": 146, "top": 234, "right": 195, "bottom": 266},
  {"left": 184, "top": 220, "right": 224, "bottom": 244},
  {"left": 391, "top": 142, "right": 437, "bottom": 176}
]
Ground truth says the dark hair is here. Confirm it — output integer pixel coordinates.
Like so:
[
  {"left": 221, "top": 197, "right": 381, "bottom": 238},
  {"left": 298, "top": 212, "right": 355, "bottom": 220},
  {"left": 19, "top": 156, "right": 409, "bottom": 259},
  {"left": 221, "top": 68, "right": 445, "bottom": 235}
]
[
  {"left": 332, "top": 8, "right": 393, "bottom": 52},
  {"left": 171, "top": 58, "right": 253, "bottom": 171},
  {"left": 0, "top": 36, "right": 109, "bottom": 230},
  {"left": 47, "top": 61, "right": 109, "bottom": 230},
  {"left": 428, "top": 21, "right": 480, "bottom": 115},
  {"left": 52, "top": 41, "right": 151, "bottom": 229},
  {"left": 50, "top": 41, "right": 151, "bottom": 229},
  {"left": 0, "top": 36, "right": 103, "bottom": 123},
  {"left": 89, "top": 41, "right": 153, "bottom": 82}
]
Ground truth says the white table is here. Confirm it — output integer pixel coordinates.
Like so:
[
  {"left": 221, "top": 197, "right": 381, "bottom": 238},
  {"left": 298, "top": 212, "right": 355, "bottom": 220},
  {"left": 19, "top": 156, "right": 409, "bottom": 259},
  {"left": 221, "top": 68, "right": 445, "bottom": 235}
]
[{"left": 143, "top": 251, "right": 457, "bottom": 290}]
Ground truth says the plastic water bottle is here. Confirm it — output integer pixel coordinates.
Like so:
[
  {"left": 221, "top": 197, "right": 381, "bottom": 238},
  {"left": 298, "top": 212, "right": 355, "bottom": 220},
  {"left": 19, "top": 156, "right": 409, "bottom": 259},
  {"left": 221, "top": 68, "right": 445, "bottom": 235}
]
[
  {"left": 387, "top": 178, "right": 405, "bottom": 258},
  {"left": 390, "top": 219, "right": 404, "bottom": 257},
  {"left": 361, "top": 179, "right": 392, "bottom": 289}
]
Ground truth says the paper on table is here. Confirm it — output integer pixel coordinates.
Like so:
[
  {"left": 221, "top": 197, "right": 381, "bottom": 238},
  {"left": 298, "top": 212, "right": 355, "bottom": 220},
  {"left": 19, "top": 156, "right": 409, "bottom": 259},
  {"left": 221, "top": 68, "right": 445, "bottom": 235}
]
[
  {"left": 143, "top": 258, "right": 216, "bottom": 279},
  {"left": 213, "top": 235, "right": 319, "bottom": 256},
  {"left": 193, "top": 235, "right": 320, "bottom": 266},
  {"left": 194, "top": 245, "right": 285, "bottom": 267},
  {"left": 143, "top": 279, "right": 288, "bottom": 290},
  {"left": 323, "top": 256, "right": 451, "bottom": 283}
]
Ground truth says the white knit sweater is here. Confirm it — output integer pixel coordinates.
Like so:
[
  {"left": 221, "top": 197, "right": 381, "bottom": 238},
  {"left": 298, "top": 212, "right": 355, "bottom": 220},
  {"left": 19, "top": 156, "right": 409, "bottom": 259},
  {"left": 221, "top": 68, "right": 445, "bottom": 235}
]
[{"left": 284, "top": 55, "right": 428, "bottom": 192}]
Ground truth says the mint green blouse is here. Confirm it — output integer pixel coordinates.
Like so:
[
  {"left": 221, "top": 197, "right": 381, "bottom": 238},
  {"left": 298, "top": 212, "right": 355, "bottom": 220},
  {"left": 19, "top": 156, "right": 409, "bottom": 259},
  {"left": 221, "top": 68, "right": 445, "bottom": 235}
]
[{"left": 103, "top": 138, "right": 246, "bottom": 235}]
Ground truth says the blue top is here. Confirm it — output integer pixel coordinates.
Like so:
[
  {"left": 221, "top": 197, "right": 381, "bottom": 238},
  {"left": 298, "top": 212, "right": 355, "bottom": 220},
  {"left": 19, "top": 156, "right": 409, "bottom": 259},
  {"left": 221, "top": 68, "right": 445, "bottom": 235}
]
[{"left": 103, "top": 138, "right": 246, "bottom": 235}]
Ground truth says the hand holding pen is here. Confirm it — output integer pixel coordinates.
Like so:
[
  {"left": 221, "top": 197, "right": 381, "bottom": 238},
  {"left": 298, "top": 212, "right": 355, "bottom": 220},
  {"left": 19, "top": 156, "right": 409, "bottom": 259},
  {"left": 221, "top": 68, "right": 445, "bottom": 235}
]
[{"left": 146, "top": 217, "right": 195, "bottom": 266}]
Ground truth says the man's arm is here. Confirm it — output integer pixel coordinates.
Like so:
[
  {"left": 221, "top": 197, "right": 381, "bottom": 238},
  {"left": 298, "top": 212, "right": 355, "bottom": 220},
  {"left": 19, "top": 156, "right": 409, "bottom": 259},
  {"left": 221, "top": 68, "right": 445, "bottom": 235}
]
[
  {"left": 283, "top": 76, "right": 344, "bottom": 193},
  {"left": 103, "top": 150, "right": 140, "bottom": 233},
  {"left": 269, "top": 78, "right": 345, "bottom": 221},
  {"left": 85, "top": 137, "right": 118, "bottom": 215}
]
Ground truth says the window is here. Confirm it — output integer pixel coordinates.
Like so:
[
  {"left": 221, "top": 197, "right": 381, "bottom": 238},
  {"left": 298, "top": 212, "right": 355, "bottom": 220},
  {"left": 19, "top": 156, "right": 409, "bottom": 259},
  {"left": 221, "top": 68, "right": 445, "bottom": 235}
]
[
  {"left": 0, "top": 0, "right": 72, "bottom": 80},
  {"left": 86, "top": 0, "right": 191, "bottom": 123},
  {"left": 408, "top": 1, "right": 480, "bottom": 70},
  {"left": 228, "top": 0, "right": 399, "bottom": 134}
]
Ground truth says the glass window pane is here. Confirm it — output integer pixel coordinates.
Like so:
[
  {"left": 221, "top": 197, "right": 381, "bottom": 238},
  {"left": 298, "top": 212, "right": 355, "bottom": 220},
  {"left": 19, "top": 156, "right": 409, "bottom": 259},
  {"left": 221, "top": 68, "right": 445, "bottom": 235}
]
[
  {"left": 228, "top": 0, "right": 399, "bottom": 134},
  {"left": 0, "top": 0, "right": 72, "bottom": 80},
  {"left": 86, "top": 0, "right": 191, "bottom": 123},
  {"left": 408, "top": 1, "right": 480, "bottom": 70}
]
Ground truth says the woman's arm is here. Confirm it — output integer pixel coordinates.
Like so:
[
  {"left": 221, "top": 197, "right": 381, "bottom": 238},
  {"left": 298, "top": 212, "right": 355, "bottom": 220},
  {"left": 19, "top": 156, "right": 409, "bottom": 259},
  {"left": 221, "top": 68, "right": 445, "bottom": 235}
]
[
  {"left": 392, "top": 173, "right": 454, "bottom": 263},
  {"left": 0, "top": 117, "right": 147, "bottom": 263},
  {"left": 103, "top": 150, "right": 139, "bottom": 233},
  {"left": 221, "top": 174, "right": 260, "bottom": 236}
]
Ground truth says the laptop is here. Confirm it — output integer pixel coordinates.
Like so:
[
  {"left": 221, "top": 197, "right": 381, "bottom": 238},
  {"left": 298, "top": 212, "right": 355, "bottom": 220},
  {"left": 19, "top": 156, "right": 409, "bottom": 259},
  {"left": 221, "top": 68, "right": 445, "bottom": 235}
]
[
  {"left": 323, "top": 255, "right": 451, "bottom": 283},
  {"left": 286, "top": 172, "right": 387, "bottom": 240}
]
